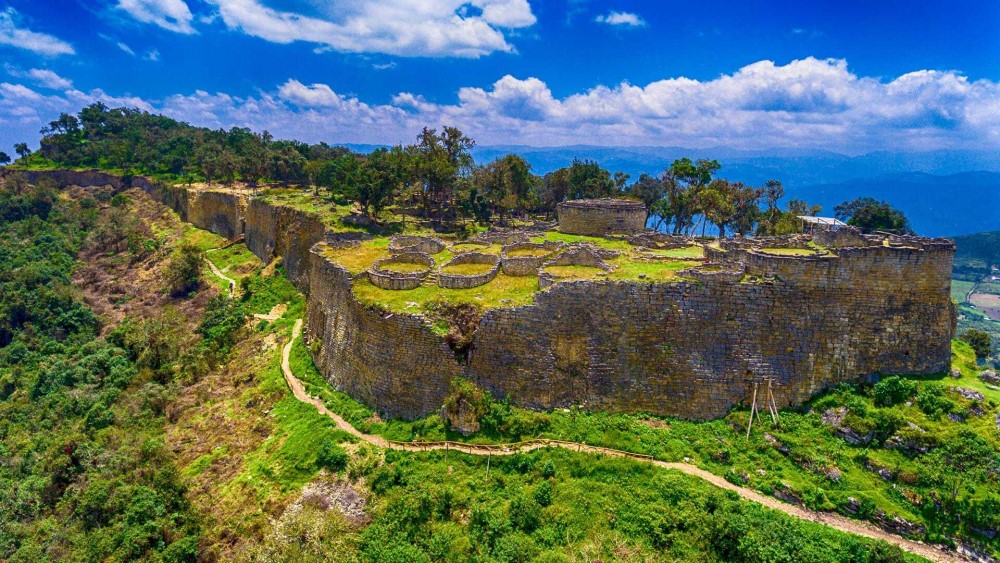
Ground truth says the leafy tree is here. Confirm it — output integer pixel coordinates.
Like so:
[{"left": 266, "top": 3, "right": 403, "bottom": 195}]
[
  {"left": 0, "top": 151, "right": 10, "bottom": 165},
  {"left": 959, "top": 328, "right": 992, "bottom": 360},
  {"left": 834, "top": 197, "right": 913, "bottom": 234},
  {"left": 14, "top": 142, "right": 30, "bottom": 160},
  {"left": 166, "top": 243, "right": 204, "bottom": 296},
  {"left": 474, "top": 153, "right": 537, "bottom": 223}
]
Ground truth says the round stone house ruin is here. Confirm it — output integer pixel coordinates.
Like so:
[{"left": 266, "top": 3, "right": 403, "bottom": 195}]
[
  {"left": 368, "top": 252, "right": 435, "bottom": 290},
  {"left": 557, "top": 198, "right": 647, "bottom": 236},
  {"left": 438, "top": 252, "right": 500, "bottom": 289}
]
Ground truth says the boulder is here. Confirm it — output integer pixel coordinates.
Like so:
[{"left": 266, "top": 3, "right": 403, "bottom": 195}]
[
  {"left": 979, "top": 370, "right": 1000, "bottom": 384},
  {"left": 951, "top": 386, "right": 985, "bottom": 401}
]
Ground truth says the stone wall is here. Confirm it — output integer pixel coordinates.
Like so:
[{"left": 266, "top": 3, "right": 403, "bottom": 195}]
[
  {"left": 244, "top": 198, "right": 326, "bottom": 292},
  {"left": 304, "top": 238, "right": 955, "bottom": 420},
  {"left": 468, "top": 244, "right": 955, "bottom": 418},
  {"left": 21, "top": 169, "right": 957, "bottom": 422},
  {"left": 557, "top": 198, "right": 647, "bottom": 235},
  {"left": 306, "top": 252, "right": 462, "bottom": 419}
]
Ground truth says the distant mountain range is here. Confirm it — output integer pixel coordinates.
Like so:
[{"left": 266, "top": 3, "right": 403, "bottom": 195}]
[{"left": 344, "top": 144, "right": 1000, "bottom": 237}]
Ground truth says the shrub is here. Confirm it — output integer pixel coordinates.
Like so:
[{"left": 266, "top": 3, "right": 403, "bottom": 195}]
[
  {"left": 916, "top": 385, "right": 954, "bottom": 419},
  {"left": 872, "top": 376, "right": 915, "bottom": 407},
  {"left": 315, "top": 439, "right": 349, "bottom": 472},
  {"left": 197, "top": 296, "right": 248, "bottom": 350},
  {"left": 166, "top": 244, "right": 204, "bottom": 296},
  {"left": 508, "top": 494, "right": 541, "bottom": 532},
  {"left": 533, "top": 481, "right": 552, "bottom": 507},
  {"left": 959, "top": 328, "right": 992, "bottom": 360}
]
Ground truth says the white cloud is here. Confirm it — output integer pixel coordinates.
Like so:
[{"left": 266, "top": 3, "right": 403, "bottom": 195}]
[
  {"left": 373, "top": 62, "right": 397, "bottom": 71},
  {"left": 116, "top": 41, "right": 136, "bottom": 56},
  {"left": 9, "top": 68, "right": 74, "bottom": 90},
  {"left": 0, "top": 8, "right": 74, "bottom": 56},
  {"left": 145, "top": 49, "right": 161, "bottom": 61},
  {"left": 2, "top": 58, "right": 999, "bottom": 153},
  {"left": 595, "top": 11, "right": 646, "bottom": 27},
  {"left": 117, "top": 0, "right": 196, "bottom": 34},
  {"left": 205, "top": 0, "right": 536, "bottom": 58}
]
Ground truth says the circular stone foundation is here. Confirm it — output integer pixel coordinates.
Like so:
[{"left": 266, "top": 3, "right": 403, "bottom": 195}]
[
  {"left": 438, "top": 252, "right": 500, "bottom": 289},
  {"left": 368, "top": 252, "right": 435, "bottom": 290}
]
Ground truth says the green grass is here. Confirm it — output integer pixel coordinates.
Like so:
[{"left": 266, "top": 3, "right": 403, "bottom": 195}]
[
  {"left": 645, "top": 245, "right": 705, "bottom": 259},
  {"left": 380, "top": 261, "right": 430, "bottom": 273},
  {"left": 441, "top": 262, "right": 495, "bottom": 275},
  {"left": 759, "top": 247, "right": 819, "bottom": 256},
  {"left": 295, "top": 335, "right": 999, "bottom": 555},
  {"left": 952, "top": 279, "right": 976, "bottom": 303},
  {"left": 543, "top": 264, "right": 607, "bottom": 280},
  {"left": 352, "top": 274, "right": 540, "bottom": 314},
  {"left": 505, "top": 247, "right": 552, "bottom": 257}
]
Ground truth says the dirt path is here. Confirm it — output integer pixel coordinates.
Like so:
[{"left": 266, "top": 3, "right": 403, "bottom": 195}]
[
  {"left": 204, "top": 256, "right": 238, "bottom": 298},
  {"left": 278, "top": 320, "right": 963, "bottom": 563}
]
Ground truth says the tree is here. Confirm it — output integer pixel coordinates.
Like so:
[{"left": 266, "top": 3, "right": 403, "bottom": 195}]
[
  {"left": 0, "top": 151, "right": 10, "bottom": 165},
  {"left": 413, "top": 126, "right": 474, "bottom": 222},
  {"left": 14, "top": 142, "right": 31, "bottom": 160},
  {"left": 960, "top": 328, "right": 992, "bottom": 360},
  {"left": 663, "top": 158, "right": 720, "bottom": 235},
  {"left": 627, "top": 173, "right": 664, "bottom": 227},
  {"left": 166, "top": 244, "right": 204, "bottom": 296},
  {"left": 474, "top": 154, "right": 536, "bottom": 224},
  {"left": 834, "top": 197, "right": 913, "bottom": 234}
]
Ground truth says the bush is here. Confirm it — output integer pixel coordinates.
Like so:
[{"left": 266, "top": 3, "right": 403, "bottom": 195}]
[
  {"left": 197, "top": 296, "right": 248, "bottom": 350},
  {"left": 316, "top": 439, "right": 349, "bottom": 472},
  {"left": 533, "top": 481, "right": 552, "bottom": 507},
  {"left": 166, "top": 244, "right": 204, "bottom": 296},
  {"left": 872, "top": 376, "right": 915, "bottom": 407},
  {"left": 916, "top": 385, "right": 954, "bottom": 419},
  {"left": 959, "top": 328, "right": 992, "bottom": 360}
]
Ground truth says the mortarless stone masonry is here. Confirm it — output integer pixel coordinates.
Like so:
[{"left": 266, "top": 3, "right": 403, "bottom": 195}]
[
  {"left": 557, "top": 198, "right": 647, "bottom": 235},
  {"left": 17, "top": 170, "right": 957, "bottom": 420}
]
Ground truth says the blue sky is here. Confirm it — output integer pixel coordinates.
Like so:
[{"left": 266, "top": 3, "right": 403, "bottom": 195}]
[{"left": 0, "top": 0, "right": 998, "bottom": 155}]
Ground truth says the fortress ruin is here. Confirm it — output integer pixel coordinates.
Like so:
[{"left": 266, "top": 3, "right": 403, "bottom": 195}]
[{"left": 19, "top": 170, "right": 957, "bottom": 422}]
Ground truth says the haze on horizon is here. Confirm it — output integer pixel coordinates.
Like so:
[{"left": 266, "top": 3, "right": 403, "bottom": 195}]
[{"left": 0, "top": 0, "right": 998, "bottom": 155}]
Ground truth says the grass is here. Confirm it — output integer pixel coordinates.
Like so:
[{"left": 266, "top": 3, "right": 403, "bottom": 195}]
[
  {"left": 441, "top": 262, "right": 496, "bottom": 275},
  {"left": 606, "top": 258, "right": 688, "bottom": 282},
  {"left": 533, "top": 231, "right": 633, "bottom": 252},
  {"left": 352, "top": 274, "right": 540, "bottom": 314},
  {"left": 543, "top": 264, "right": 608, "bottom": 280},
  {"left": 952, "top": 279, "right": 976, "bottom": 303},
  {"left": 380, "top": 262, "right": 430, "bottom": 274},
  {"left": 645, "top": 245, "right": 705, "bottom": 259},
  {"left": 297, "top": 331, "right": 999, "bottom": 555},
  {"left": 759, "top": 247, "right": 819, "bottom": 256},
  {"left": 506, "top": 247, "right": 552, "bottom": 257}
]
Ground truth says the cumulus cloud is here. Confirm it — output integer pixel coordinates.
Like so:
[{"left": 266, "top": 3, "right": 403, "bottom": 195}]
[
  {"left": 117, "top": 0, "right": 196, "bottom": 34},
  {"left": 2, "top": 58, "right": 999, "bottom": 153},
  {"left": 6, "top": 68, "right": 74, "bottom": 90},
  {"left": 595, "top": 11, "right": 647, "bottom": 27},
  {"left": 205, "top": 0, "right": 535, "bottom": 58},
  {"left": 0, "top": 8, "right": 74, "bottom": 56}
]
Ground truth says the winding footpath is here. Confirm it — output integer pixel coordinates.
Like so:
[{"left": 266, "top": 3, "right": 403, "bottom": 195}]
[
  {"left": 278, "top": 319, "right": 964, "bottom": 563},
  {"left": 202, "top": 253, "right": 964, "bottom": 562},
  {"left": 204, "top": 256, "right": 238, "bottom": 298}
]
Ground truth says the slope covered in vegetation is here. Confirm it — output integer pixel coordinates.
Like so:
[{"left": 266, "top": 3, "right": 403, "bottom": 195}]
[{"left": 1, "top": 174, "right": 959, "bottom": 562}]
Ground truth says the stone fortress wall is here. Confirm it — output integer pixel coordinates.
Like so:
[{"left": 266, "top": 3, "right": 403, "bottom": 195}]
[{"left": 17, "top": 171, "right": 957, "bottom": 421}]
